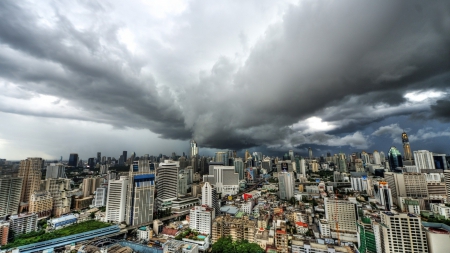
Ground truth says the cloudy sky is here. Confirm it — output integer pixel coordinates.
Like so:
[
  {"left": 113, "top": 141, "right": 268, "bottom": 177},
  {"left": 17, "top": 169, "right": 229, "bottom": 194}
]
[{"left": 1, "top": 0, "right": 450, "bottom": 160}]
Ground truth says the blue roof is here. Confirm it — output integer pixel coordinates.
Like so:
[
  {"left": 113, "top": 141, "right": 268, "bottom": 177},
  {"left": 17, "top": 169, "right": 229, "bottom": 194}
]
[{"left": 49, "top": 215, "right": 77, "bottom": 224}]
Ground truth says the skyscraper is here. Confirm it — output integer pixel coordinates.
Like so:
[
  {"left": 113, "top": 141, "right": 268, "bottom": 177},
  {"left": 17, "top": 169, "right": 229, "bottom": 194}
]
[
  {"left": 19, "top": 158, "right": 44, "bottom": 209},
  {"left": 97, "top": 152, "right": 101, "bottom": 164},
  {"left": 324, "top": 198, "right": 358, "bottom": 235},
  {"left": 41, "top": 178, "right": 72, "bottom": 217},
  {"left": 190, "top": 140, "right": 198, "bottom": 158},
  {"left": 45, "top": 163, "right": 66, "bottom": 179},
  {"left": 373, "top": 181, "right": 393, "bottom": 211},
  {"left": 68, "top": 153, "right": 79, "bottom": 167},
  {"left": 214, "top": 151, "right": 229, "bottom": 166},
  {"left": 123, "top": 151, "right": 128, "bottom": 164},
  {"left": 413, "top": 150, "right": 435, "bottom": 170},
  {"left": 388, "top": 147, "right": 403, "bottom": 170},
  {"left": 106, "top": 176, "right": 129, "bottom": 223},
  {"left": 0, "top": 176, "right": 23, "bottom": 218},
  {"left": 402, "top": 131, "right": 412, "bottom": 161},
  {"left": 373, "top": 151, "right": 381, "bottom": 165},
  {"left": 278, "top": 172, "right": 294, "bottom": 200},
  {"left": 156, "top": 160, "right": 179, "bottom": 209},
  {"left": 234, "top": 158, "right": 245, "bottom": 180},
  {"left": 202, "top": 182, "right": 219, "bottom": 215},
  {"left": 126, "top": 158, "right": 156, "bottom": 226},
  {"left": 308, "top": 147, "right": 313, "bottom": 160},
  {"left": 338, "top": 153, "right": 347, "bottom": 173}
]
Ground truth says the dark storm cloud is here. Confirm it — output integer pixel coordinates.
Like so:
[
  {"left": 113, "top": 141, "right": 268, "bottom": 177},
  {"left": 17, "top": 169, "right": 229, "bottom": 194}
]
[
  {"left": 431, "top": 98, "right": 450, "bottom": 122},
  {"left": 1, "top": 0, "right": 450, "bottom": 152}
]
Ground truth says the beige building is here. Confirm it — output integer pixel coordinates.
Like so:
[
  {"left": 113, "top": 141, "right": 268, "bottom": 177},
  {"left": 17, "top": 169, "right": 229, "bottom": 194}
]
[
  {"left": 324, "top": 198, "right": 358, "bottom": 233},
  {"left": 41, "top": 178, "right": 72, "bottom": 217},
  {"left": 380, "top": 212, "right": 428, "bottom": 253},
  {"left": 29, "top": 191, "right": 53, "bottom": 218},
  {"left": 82, "top": 177, "right": 103, "bottom": 198},
  {"left": 0, "top": 176, "right": 23, "bottom": 218},
  {"left": 309, "top": 160, "right": 319, "bottom": 173},
  {"left": 19, "top": 158, "right": 44, "bottom": 211},
  {"left": 274, "top": 220, "right": 288, "bottom": 252},
  {"left": 384, "top": 172, "right": 428, "bottom": 205},
  {"left": 211, "top": 215, "right": 256, "bottom": 244}
]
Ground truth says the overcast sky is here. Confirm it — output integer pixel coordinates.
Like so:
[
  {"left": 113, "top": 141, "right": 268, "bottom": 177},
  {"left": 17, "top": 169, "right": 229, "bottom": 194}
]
[{"left": 1, "top": 0, "right": 450, "bottom": 160}]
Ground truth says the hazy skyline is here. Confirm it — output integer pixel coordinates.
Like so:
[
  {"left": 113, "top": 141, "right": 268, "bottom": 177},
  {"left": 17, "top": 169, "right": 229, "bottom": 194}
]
[{"left": 1, "top": 0, "right": 450, "bottom": 160}]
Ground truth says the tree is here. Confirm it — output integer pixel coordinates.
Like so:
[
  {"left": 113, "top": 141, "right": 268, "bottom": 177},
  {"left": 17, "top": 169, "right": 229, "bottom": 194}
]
[{"left": 212, "top": 236, "right": 263, "bottom": 253}]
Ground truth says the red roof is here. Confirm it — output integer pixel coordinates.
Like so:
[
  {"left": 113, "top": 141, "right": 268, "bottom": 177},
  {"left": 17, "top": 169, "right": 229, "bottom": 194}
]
[{"left": 295, "top": 222, "right": 308, "bottom": 227}]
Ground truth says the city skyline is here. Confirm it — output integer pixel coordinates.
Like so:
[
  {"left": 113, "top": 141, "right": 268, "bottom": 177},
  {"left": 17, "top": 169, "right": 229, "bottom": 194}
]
[{"left": 1, "top": 0, "right": 450, "bottom": 160}]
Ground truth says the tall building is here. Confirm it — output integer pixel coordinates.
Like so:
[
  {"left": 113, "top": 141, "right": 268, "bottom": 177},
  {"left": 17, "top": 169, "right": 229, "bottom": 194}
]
[
  {"left": 309, "top": 160, "right": 319, "bottom": 173},
  {"left": 356, "top": 218, "right": 380, "bottom": 253},
  {"left": 156, "top": 160, "right": 179, "bottom": 209},
  {"left": 289, "top": 150, "right": 294, "bottom": 160},
  {"left": 379, "top": 151, "right": 386, "bottom": 164},
  {"left": 93, "top": 186, "right": 108, "bottom": 207},
  {"left": 308, "top": 147, "right": 313, "bottom": 160},
  {"left": 97, "top": 152, "right": 101, "bottom": 164},
  {"left": 203, "top": 166, "right": 240, "bottom": 195},
  {"left": 373, "top": 151, "right": 381, "bottom": 165},
  {"left": 380, "top": 212, "right": 428, "bottom": 253},
  {"left": 0, "top": 221, "right": 9, "bottom": 246},
  {"left": 214, "top": 151, "right": 229, "bottom": 166},
  {"left": 106, "top": 176, "right": 129, "bottom": 223},
  {"left": 41, "top": 178, "right": 72, "bottom": 217},
  {"left": 278, "top": 172, "right": 294, "bottom": 200},
  {"left": 0, "top": 176, "right": 23, "bottom": 218},
  {"left": 324, "top": 198, "right": 358, "bottom": 235},
  {"left": 361, "top": 151, "right": 370, "bottom": 165},
  {"left": 19, "top": 157, "right": 44, "bottom": 209},
  {"left": 29, "top": 191, "right": 53, "bottom": 218},
  {"left": 45, "top": 163, "right": 66, "bottom": 179},
  {"left": 299, "top": 158, "right": 306, "bottom": 178},
  {"left": 189, "top": 205, "right": 215, "bottom": 235},
  {"left": 126, "top": 158, "right": 156, "bottom": 226},
  {"left": 9, "top": 213, "right": 38, "bottom": 236},
  {"left": 190, "top": 140, "right": 199, "bottom": 158},
  {"left": 384, "top": 172, "right": 428, "bottom": 206},
  {"left": 68, "top": 153, "right": 79, "bottom": 167},
  {"left": 234, "top": 158, "right": 245, "bottom": 180},
  {"left": 123, "top": 151, "right": 128, "bottom": 164},
  {"left": 202, "top": 182, "right": 219, "bottom": 216},
  {"left": 338, "top": 153, "right": 347, "bottom": 173},
  {"left": 82, "top": 177, "right": 102, "bottom": 197},
  {"left": 402, "top": 131, "right": 412, "bottom": 161},
  {"left": 373, "top": 181, "right": 393, "bottom": 211},
  {"left": 387, "top": 147, "right": 403, "bottom": 170},
  {"left": 414, "top": 150, "right": 435, "bottom": 170}
]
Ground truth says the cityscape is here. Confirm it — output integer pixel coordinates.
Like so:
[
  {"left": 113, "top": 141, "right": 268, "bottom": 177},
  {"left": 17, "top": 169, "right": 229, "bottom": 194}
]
[
  {"left": 1, "top": 0, "right": 450, "bottom": 253},
  {"left": 1, "top": 134, "right": 450, "bottom": 253}
]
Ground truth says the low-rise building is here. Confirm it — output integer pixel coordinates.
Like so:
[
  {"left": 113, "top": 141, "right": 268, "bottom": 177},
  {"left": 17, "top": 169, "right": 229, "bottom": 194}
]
[
  {"left": 0, "top": 221, "right": 9, "bottom": 246},
  {"left": 48, "top": 214, "right": 77, "bottom": 230},
  {"left": 163, "top": 239, "right": 199, "bottom": 253}
]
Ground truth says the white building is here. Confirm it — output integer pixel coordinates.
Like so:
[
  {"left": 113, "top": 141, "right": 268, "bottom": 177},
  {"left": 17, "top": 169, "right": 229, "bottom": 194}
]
[
  {"left": 380, "top": 212, "right": 428, "bottom": 253},
  {"left": 430, "top": 203, "right": 450, "bottom": 219},
  {"left": 373, "top": 151, "right": 381, "bottom": 165},
  {"left": 9, "top": 213, "right": 38, "bottom": 236},
  {"left": 93, "top": 186, "right": 107, "bottom": 207},
  {"left": 45, "top": 163, "right": 66, "bottom": 179},
  {"left": 278, "top": 172, "right": 294, "bottom": 200},
  {"left": 324, "top": 198, "right": 358, "bottom": 241},
  {"left": 164, "top": 239, "right": 199, "bottom": 253},
  {"left": 203, "top": 166, "right": 240, "bottom": 195},
  {"left": 319, "top": 219, "right": 331, "bottom": 237},
  {"left": 350, "top": 176, "right": 371, "bottom": 194},
  {"left": 202, "top": 182, "right": 219, "bottom": 216},
  {"left": 106, "top": 176, "right": 128, "bottom": 223},
  {"left": 373, "top": 181, "right": 393, "bottom": 211},
  {"left": 156, "top": 160, "right": 180, "bottom": 209},
  {"left": 189, "top": 205, "right": 215, "bottom": 235},
  {"left": 414, "top": 150, "right": 435, "bottom": 170}
]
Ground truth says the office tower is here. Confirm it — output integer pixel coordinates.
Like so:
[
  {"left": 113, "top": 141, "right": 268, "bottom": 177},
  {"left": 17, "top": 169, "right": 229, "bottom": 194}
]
[
  {"left": 278, "top": 172, "right": 294, "bottom": 200},
  {"left": 414, "top": 150, "right": 435, "bottom": 170},
  {"left": 425, "top": 173, "right": 447, "bottom": 201},
  {"left": 189, "top": 205, "right": 215, "bottom": 235},
  {"left": 190, "top": 140, "right": 199, "bottom": 158},
  {"left": 402, "top": 131, "right": 412, "bottom": 161},
  {"left": 361, "top": 151, "right": 370, "bottom": 165},
  {"left": 261, "top": 157, "right": 272, "bottom": 172},
  {"left": 356, "top": 218, "right": 380, "bottom": 253},
  {"left": 93, "top": 186, "right": 107, "bottom": 207},
  {"left": 388, "top": 147, "right": 403, "bottom": 170},
  {"left": 373, "top": 181, "right": 393, "bottom": 211},
  {"left": 19, "top": 158, "right": 44, "bottom": 209},
  {"left": 379, "top": 151, "right": 386, "bottom": 164},
  {"left": 156, "top": 160, "right": 179, "bottom": 209},
  {"left": 178, "top": 171, "right": 188, "bottom": 196},
  {"left": 309, "top": 160, "right": 319, "bottom": 172},
  {"left": 100, "top": 164, "right": 110, "bottom": 174},
  {"left": 299, "top": 158, "right": 306, "bottom": 177},
  {"left": 338, "top": 153, "right": 347, "bottom": 172},
  {"left": 107, "top": 157, "right": 111, "bottom": 164},
  {"left": 106, "top": 176, "right": 129, "bottom": 223},
  {"left": 380, "top": 212, "right": 428, "bottom": 253},
  {"left": 0, "top": 221, "right": 9, "bottom": 246},
  {"left": 126, "top": 158, "right": 156, "bottom": 226},
  {"left": 214, "top": 151, "right": 229, "bottom": 166},
  {"left": 234, "top": 158, "right": 245, "bottom": 180},
  {"left": 9, "top": 213, "right": 38, "bottom": 236},
  {"left": 68, "top": 153, "right": 79, "bottom": 167},
  {"left": 123, "top": 151, "right": 128, "bottom": 163},
  {"left": 101, "top": 156, "right": 106, "bottom": 164},
  {"left": 308, "top": 147, "right": 313, "bottom": 159},
  {"left": 29, "top": 191, "right": 53, "bottom": 218},
  {"left": 373, "top": 151, "right": 381, "bottom": 165},
  {"left": 277, "top": 160, "right": 293, "bottom": 173},
  {"left": 41, "top": 178, "right": 72, "bottom": 217},
  {"left": 432, "top": 153, "right": 448, "bottom": 170},
  {"left": 88, "top": 158, "right": 95, "bottom": 168},
  {"left": 97, "top": 152, "right": 101, "bottom": 164},
  {"left": 0, "top": 176, "right": 23, "bottom": 218},
  {"left": 45, "top": 163, "right": 66, "bottom": 179},
  {"left": 178, "top": 156, "right": 188, "bottom": 170},
  {"left": 350, "top": 175, "right": 372, "bottom": 195},
  {"left": 289, "top": 150, "right": 294, "bottom": 160},
  {"left": 82, "top": 177, "right": 102, "bottom": 197},
  {"left": 384, "top": 172, "right": 428, "bottom": 206},
  {"left": 203, "top": 166, "right": 240, "bottom": 195},
  {"left": 202, "top": 182, "right": 219, "bottom": 216},
  {"left": 324, "top": 198, "right": 358, "bottom": 234},
  {"left": 119, "top": 155, "right": 124, "bottom": 165}
]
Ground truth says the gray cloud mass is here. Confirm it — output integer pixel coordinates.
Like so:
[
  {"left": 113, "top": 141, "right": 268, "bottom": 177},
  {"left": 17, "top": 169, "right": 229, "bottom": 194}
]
[{"left": 0, "top": 0, "right": 450, "bottom": 158}]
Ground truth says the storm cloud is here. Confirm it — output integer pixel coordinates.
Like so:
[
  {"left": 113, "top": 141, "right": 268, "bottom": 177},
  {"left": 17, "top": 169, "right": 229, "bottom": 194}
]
[{"left": 0, "top": 0, "right": 449, "bottom": 159}]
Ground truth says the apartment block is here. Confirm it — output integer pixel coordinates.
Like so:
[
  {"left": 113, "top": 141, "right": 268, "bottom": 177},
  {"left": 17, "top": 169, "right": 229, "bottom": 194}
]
[
  {"left": 0, "top": 176, "right": 23, "bottom": 218},
  {"left": 211, "top": 215, "right": 256, "bottom": 244},
  {"left": 29, "top": 190, "right": 53, "bottom": 218}
]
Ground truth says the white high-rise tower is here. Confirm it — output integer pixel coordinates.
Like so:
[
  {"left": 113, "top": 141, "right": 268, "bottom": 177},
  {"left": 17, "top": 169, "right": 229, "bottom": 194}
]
[
  {"left": 202, "top": 182, "right": 219, "bottom": 215},
  {"left": 191, "top": 140, "right": 199, "bottom": 158}
]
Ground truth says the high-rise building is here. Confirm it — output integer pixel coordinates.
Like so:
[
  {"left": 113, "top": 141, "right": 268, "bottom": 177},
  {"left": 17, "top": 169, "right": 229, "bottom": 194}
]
[
  {"left": 373, "top": 151, "right": 381, "bottom": 165},
  {"left": 384, "top": 172, "right": 428, "bottom": 206},
  {"left": 106, "top": 176, "right": 129, "bottom": 223},
  {"left": 68, "top": 153, "right": 79, "bottom": 167},
  {"left": 126, "top": 158, "right": 156, "bottom": 226},
  {"left": 203, "top": 166, "right": 240, "bottom": 196},
  {"left": 123, "top": 151, "right": 128, "bottom": 164},
  {"left": 41, "top": 178, "right": 72, "bottom": 217},
  {"left": 414, "top": 150, "right": 435, "bottom": 170},
  {"left": 202, "top": 182, "right": 219, "bottom": 216},
  {"left": 361, "top": 151, "right": 370, "bottom": 165},
  {"left": 156, "top": 160, "right": 179, "bottom": 209},
  {"left": 29, "top": 191, "right": 53, "bottom": 218},
  {"left": 0, "top": 221, "right": 9, "bottom": 246},
  {"left": 93, "top": 186, "right": 108, "bottom": 207},
  {"left": 338, "top": 153, "right": 347, "bottom": 173},
  {"left": 9, "top": 213, "right": 38, "bottom": 236},
  {"left": 278, "top": 172, "right": 294, "bottom": 200},
  {"left": 299, "top": 158, "right": 306, "bottom": 178},
  {"left": 309, "top": 160, "right": 319, "bottom": 172},
  {"left": 190, "top": 140, "right": 198, "bottom": 158},
  {"left": 19, "top": 157, "right": 44, "bottom": 210},
  {"left": 234, "top": 158, "right": 245, "bottom": 180},
  {"left": 214, "top": 151, "right": 229, "bottom": 166},
  {"left": 373, "top": 181, "right": 393, "bottom": 211},
  {"left": 380, "top": 212, "right": 428, "bottom": 253},
  {"left": 45, "top": 163, "right": 66, "bottom": 179},
  {"left": 82, "top": 177, "right": 103, "bottom": 198},
  {"left": 189, "top": 205, "right": 215, "bottom": 235},
  {"left": 289, "top": 150, "right": 294, "bottom": 160},
  {"left": 356, "top": 218, "right": 380, "bottom": 253},
  {"left": 324, "top": 198, "right": 358, "bottom": 235},
  {"left": 379, "top": 151, "right": 386, "bottom": 164},
  {"left": 387, "top": 147, "right": 403, "bottom": 170},
  {"left": 0, "top": 176, "right": 23, "bottom": 218},
  {"left": 97, "top": 152, "right": 101, "bottom": 164},
  {"left": 308, "top": 147, "right": 313, "bottom": 160},
  {"left": 402, "top": 131, "right": 412, "bottom": 161}
]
